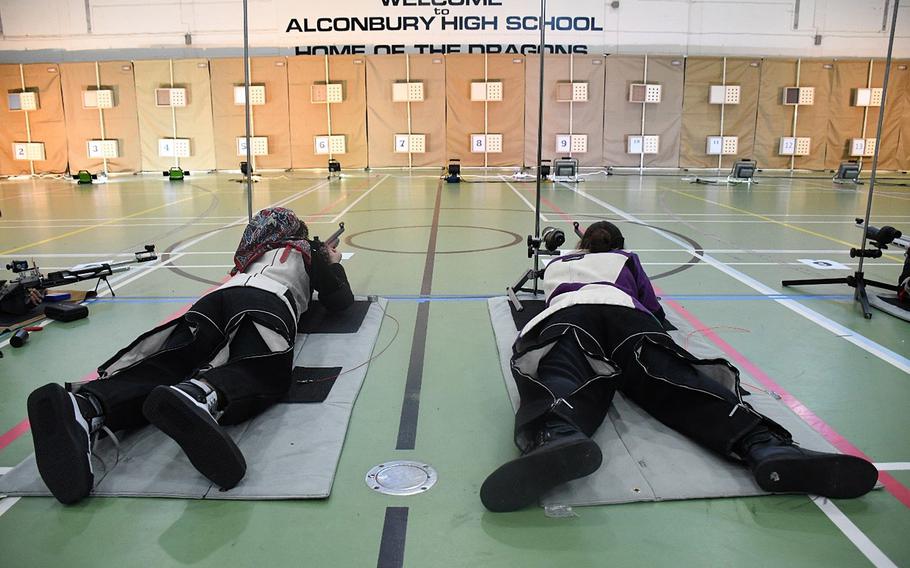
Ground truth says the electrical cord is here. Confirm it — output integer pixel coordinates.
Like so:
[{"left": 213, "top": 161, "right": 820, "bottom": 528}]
[{"left": 293, "top": 308, "right": 401, "bottom": 385}]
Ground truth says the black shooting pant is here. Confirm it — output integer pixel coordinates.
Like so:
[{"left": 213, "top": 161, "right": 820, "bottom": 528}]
[
  {"left": 81, "top": 287, "right": 296, "bottom": 432},
  {"left": 513, "top": 305, "right": 789, "bottom": 458}
]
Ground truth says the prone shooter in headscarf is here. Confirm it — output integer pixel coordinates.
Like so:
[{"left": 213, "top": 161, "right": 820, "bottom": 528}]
[{"left": 25, "top": 207, "right": 354, "bottom": 504}]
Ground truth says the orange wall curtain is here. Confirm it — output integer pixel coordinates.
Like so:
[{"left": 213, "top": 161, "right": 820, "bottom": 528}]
[
  {"left": 602, "top": 55, "right": 685, "bottom": 168},
  {"left": 524, "top": 55, "right": 606, "bottom": 168},
  {"left": 288, "top": 55, "right": 368, "bottom": 169},
  {"left": 60, "top": 61, "right": 141, "bottom": 173},
  {"left": 445, "top": 54, "right": 526, "bottom": 167},
  {"left": 134, "top": 58, "right": 216, "bottom": 172},
  {"left": 0, "top": 63, "right": 68, "bottom": 175},
  {"left": 210, "top": 57, "right": 292, "bottom": 171},
  {"left": 365, "top": 54, "right": 447, "bottom": 168},
  {"left": 679, "top": 57, "right": 761, "bottom": 169}
]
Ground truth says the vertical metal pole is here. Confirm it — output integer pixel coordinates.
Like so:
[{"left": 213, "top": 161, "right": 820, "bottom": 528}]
[
  {"left": 532, "top": 0, "right": 547, "bottom": 294},
  {"left": 857, "top": 0, "right": 899, "bottom": 274},
  {"left": 242, "top": 0, "right": 253, "bottom": 222}
]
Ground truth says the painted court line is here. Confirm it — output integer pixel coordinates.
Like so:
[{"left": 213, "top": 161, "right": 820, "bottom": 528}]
[
  {"left": 377, "top": 507, "right": 409, "bottom": 568},
  {"left": 503, "top": 177, "right": 550, "bottom": 222},
  {"left": 29, "top": 260, "right": 900, "bottom": 271},
  {"left": 569, "top": 186, "right": 910, "bottom": 376},
  {"left": 812, "top": 497, "right": 898, "bottom": 568},
  {"left": 875, "top": 463, "right": 910, "bottom": 471},
  {"left": 0, "top": 420, "right": 30, "bottom": 452},
  {"left": 0, "top": 222, "right": 237, "bottom": 229},
  {"left": 668, "top": 189, "right": 905, "bottom": 263},
  {"left": 0, "top": 497, "right": 21, "bottom": 519},
  {"left": 330, "top": 174, "right": 390, "bottom": 223},
  {"left": 661, "top": 294, "right": 910, "bottom": 509},
  {"left": 396, "top": 179, "right": 442, "bottom": 450},
  {"left": 0, "top": 467, "right": 11, "bottom": 475},
  {"left": 0, "top": 195, "right": 200, "bottom": 256},
  {"left": 0, "top": 248, "right": 867, "bottom": 257},
  {"left": 662, "top": 290, "right": 908, "bottom": 564}
]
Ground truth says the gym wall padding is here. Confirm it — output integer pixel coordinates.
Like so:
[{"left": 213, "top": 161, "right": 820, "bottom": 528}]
[
  {"left": 753, "top": 59, "right": 835, "bottom": 170},
  {"left": 209, "top": 57, "right": 291, "bottom": 171},
  {"left": 874, "top": 60, "right": 910, "bottom": 171},
  {"left": 445, "top": 54, "right": 526, "bottom": 167},
  {"left": 59, "top": 61, "right": 141, "bottom": 173},
  {"left": 0, "top": 63, "right": 68, "bottom": 175},
  {"left": 679, "top": 57, "right": 762, "bottom": 169},
  {"left": 365, "top": 55, "right": 447, "bottom": 168},
  {"left": 823, "top": 60, "right": 875, "bottom": 171},
  {"left": 288, "top": 55, "right": 368, "bottom": 169},
  {"left": 602, "top": 55, "right": 685, "bottom": 168},
  {"left": 523, "top": 55, "right": 606, "bottom": 168},
  {"left": 134, "top": 59, "right": 216, "bottom": 172}
]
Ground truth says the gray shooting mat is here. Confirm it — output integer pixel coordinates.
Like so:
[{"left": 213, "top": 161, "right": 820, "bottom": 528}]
[
  {"left": 0, "top": 296, "right": 388, "bottom": 501},
  {"left": 488, "top": 296, "right": 839, "bottom": 507}
]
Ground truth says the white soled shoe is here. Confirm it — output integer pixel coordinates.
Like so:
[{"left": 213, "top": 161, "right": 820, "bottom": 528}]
[
  {"left": 142, "top": 379, "right": 246, "bottom": 489},
  {"left": 27, "top": 384, "right": 103, "bottom": 504}
]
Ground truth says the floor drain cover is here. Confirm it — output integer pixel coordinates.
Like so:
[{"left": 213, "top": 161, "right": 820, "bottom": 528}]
[{"left": 365, "top": 461, "right": 437, "bottom": 496}]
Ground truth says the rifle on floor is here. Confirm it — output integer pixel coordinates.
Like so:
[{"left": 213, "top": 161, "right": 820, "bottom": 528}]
[{"left": 1, "top": 245, "right": 158, "bottom": 315}]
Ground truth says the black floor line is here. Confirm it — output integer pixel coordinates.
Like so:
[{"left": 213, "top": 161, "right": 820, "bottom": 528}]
[
  {"left": 377, "top": 507, "right": 409, "bottom": 568},
  {"left": 396, "top": 179, "right": 442, "bottom": 450}
]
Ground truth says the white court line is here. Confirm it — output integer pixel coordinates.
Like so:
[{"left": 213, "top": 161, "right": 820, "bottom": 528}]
[
  {"left": 0, "top": 467, "right": 11, "bottom": 475},
  {"left": 29, "top": 259, "right": 894, "bottom": 271},
  {"left": 330, "top": 175, "right": 390, "bottom": 223},
  {"left": 0, "top": 223, "right": 239, "bottom": 229},
  {"left": 0, "top": 497, "right": 20, "bottom": 518},
  {"left": 503, "top": 177, "right": 550, "bottom": 222},
  {"left": 40, "top": 252, "right": 357, "bottom": 271},
  {"left": 568, "top": 185, "right": 910, "bottom": 375},
  {"left": 812, "top": 497, "right": 898, "bottom": 568},
  {"left": 0, "top": 213, "right": 332, "bottom": 224},
  {"left": 0, "top": 179, "right": 334, "bottom": 349},
  {"left": 0, "top": 249, "right": 865, "bottom": 258},
  {"left": 537, "top": 220, "right": 888, "bottom": 225},
  {"left": 3, "top": 213, "right": 910, "bottom": 222},
  {"left": 552, "top": 213, "right": 910, "bottom": 218},
  {"left": 874, "top": 463, "right": 910, "bottom": 471},
  {"left": 3, "top": 219, "right": 889, "bottom": 229}
]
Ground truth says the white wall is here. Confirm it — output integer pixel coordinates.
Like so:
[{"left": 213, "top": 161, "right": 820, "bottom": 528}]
[{"left": 0, "top": 0, "right": 906, "bottom": 59}]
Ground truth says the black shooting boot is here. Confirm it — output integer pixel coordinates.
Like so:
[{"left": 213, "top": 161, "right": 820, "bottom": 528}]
[
  {"left": 738, "top": 426, "right": 878, "bottom": 499},
  {"left": 480, "top": 418, "right": 602, "bottom": 512},
  {"left": 143, "top": 379, "right": 246, "bottom": 490},
  {"left": 27, "top": 384, "right": 103, "bottom": 504}
]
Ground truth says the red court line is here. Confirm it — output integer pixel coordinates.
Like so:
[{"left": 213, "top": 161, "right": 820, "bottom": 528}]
[
  {"left": 533, "top": 184, "right": 910, "bottom": 508},
  {"left": 0, "top": 419, "right": 30, "bottom": 451},
  {"left": 0, "top": 282, "right": 220, "bottom": 454},
  {"left": 1, "top": 184, "right": 350, "bottom": 454},
  {"left": 661, "top": 293, "right": 910, "bottom": 509}
]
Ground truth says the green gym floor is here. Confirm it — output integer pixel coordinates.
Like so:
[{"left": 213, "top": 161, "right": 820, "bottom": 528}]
[{"left": 0, "top": 169, "right": 908, "bottom": 567}]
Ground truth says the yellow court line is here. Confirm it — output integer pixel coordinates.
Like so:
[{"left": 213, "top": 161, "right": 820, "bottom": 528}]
[
  {"left": 669, "top": 189, "right": 905, "bottom": 262},
  {"left": 0, "top": 196, "right": 198, "bottom": 255}
]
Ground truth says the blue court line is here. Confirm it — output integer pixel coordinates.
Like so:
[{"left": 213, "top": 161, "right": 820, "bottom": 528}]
[{"left": 85, "top": 293, "right": 856, "bottom": 304}]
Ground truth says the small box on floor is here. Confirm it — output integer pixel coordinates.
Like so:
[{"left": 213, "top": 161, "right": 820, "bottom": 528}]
[{"left": 44, "top": 303, "right": 88, "bottom": 322}]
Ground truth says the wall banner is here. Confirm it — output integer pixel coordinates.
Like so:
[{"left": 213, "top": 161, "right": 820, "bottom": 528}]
[{"left": 278, "top": 0, "right": 610, "bottom": 55}]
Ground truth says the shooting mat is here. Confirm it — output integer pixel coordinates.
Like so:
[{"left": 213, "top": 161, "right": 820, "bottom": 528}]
[
  {"left": 488, "top": 296, "right": 842, "bottom": 507},
  {"left": 0, "top": 296, "right": 387, "bottom": 500}
]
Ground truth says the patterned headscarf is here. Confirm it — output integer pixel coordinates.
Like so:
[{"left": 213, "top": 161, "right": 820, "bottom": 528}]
[{"left": 231, "top": 207, "right": 312, "bottom": 275}]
